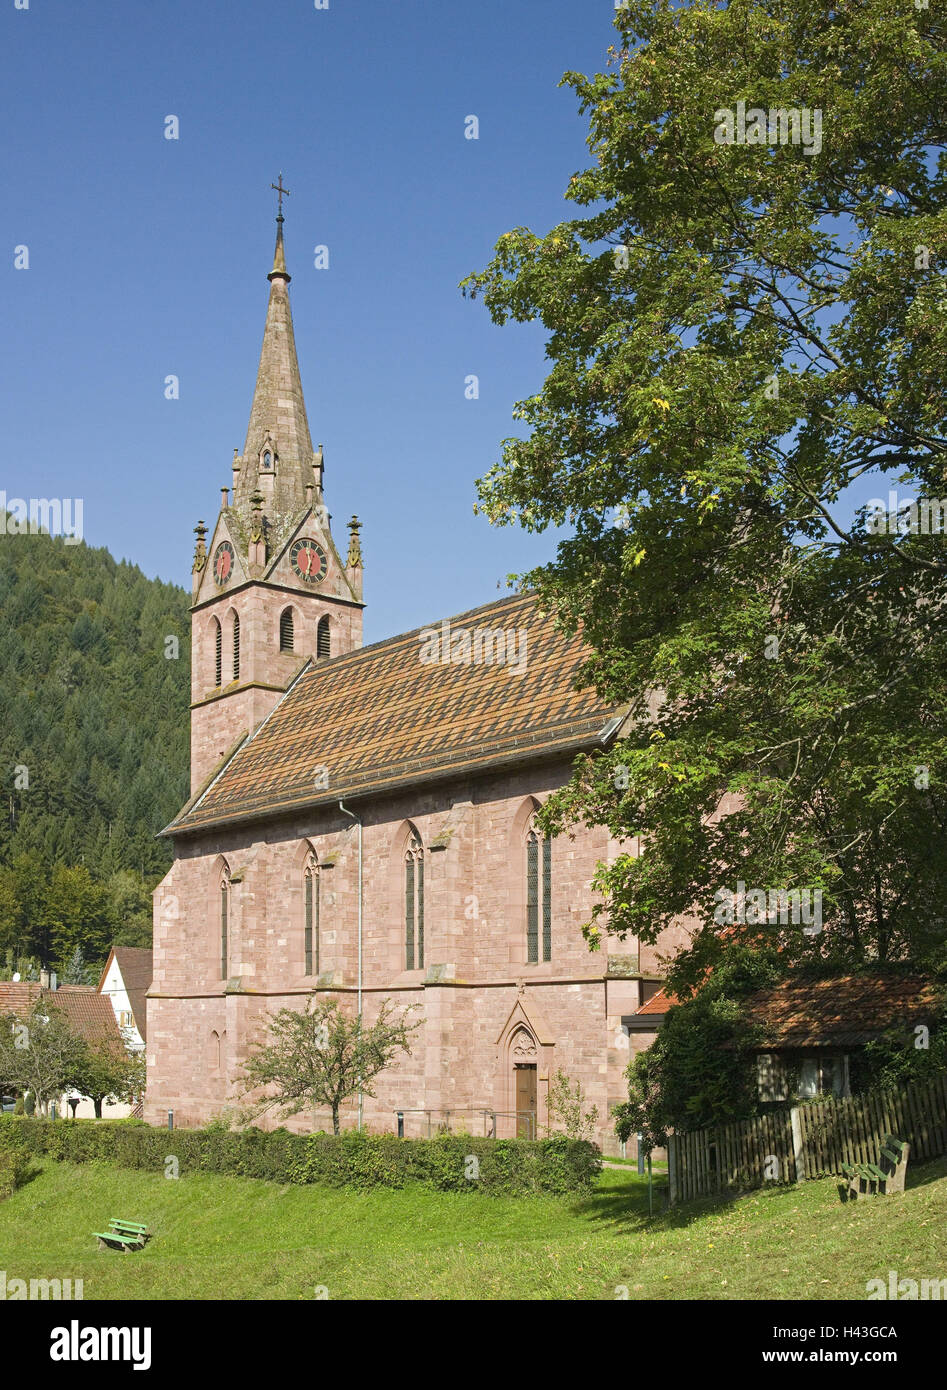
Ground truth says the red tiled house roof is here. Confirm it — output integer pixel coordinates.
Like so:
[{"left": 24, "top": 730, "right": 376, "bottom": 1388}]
[
  {"left": 164, "top": 593, "right": 621, "bottom": 837},
  {"left": 636, "top": 986, "right": 679, "bottom": 1016},
  {"left": 740, "top": 974, "right": 940, "bottom": 1048},
  {"left": 0, "top": 982, "right": 125, "bottom": 1050}
]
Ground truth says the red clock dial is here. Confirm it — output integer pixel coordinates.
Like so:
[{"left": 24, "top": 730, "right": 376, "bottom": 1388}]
[
  {"left": 290, "top": 538, "right": 328, "bottom": 584},
  {"left": 213, "top": 541, "right": 235, "bottom": 586}
]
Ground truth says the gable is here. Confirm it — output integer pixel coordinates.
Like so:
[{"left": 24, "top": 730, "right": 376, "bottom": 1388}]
[
  {"left": 193, "top": 513, "right": 248, "bottom": 606},
  {"left": 263, "top": 507, "right": 358, "bottom": 603}
]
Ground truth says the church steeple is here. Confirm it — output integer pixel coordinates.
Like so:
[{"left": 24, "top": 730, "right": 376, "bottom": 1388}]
[
  {"left": 188, "top": 182, "right": 364, "bottom": 795},
  {"left": 233, "top": 195, "right": 319, "bottom": 521}
]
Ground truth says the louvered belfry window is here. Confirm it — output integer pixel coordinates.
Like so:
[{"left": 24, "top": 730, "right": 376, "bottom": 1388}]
[
  {"left": 214, "top": 619, "right": 222, "bottom": 687},
  {"left": 304, "top": 861, "right": 320, "bottom": 976},
  {"left": 232, "top": 614, "right": 240, "bottom": 680},
  {"left": 405, "top": 835, "right": 424, "bottom": 970},
  {"left": 526, "top": 825, "right": 552, "bottom": 963},
  {"left": 220, "top": 876, "right": 229, "bottom": 979},
  {"left": 280, "top": 608, "right": 294, "bottom": 652},
  {"left": 317, "top": 615, "right": 331, "bottom": 659}
]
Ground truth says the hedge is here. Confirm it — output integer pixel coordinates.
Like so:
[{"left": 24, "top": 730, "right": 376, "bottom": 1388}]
[
  {"left": 0, "top": 1115, "right": 600, "bottom": 1196},
  {"left": 0, "top": 1148, "right": 30, "bottom": 1200}
]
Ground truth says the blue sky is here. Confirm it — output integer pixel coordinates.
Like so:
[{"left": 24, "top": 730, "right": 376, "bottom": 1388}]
[{"left": 2, "top": 0, "right": 618, "bottom": 643}]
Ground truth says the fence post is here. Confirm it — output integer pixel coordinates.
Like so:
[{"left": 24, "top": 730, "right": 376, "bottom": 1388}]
[
  {"left": 667, "top": 1135, "right": 677, "bottom": 1206},
  {"left": 637, "top": 1132, "right": 646, "bottom": 1175},
  {"left": 790, "top": 1106, "right": 805, "bottom": 1183}
]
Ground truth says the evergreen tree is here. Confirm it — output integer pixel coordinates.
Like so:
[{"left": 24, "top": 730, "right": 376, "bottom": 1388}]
[{"left": 0, "top": 525, "right": 190, "bottom": 969}]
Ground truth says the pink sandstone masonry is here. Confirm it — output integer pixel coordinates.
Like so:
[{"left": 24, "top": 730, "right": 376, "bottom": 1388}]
[
  {"left": 147, "top": 755, "right": 691, "bottom": 1154},
  {"left": 190, "top": 582, "right": 363, "bottom": 792}
]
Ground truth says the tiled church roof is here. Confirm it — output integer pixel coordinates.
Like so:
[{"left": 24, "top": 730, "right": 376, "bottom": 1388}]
[{"left": 164, "top": 592, "right": 620, "bottom": 837}]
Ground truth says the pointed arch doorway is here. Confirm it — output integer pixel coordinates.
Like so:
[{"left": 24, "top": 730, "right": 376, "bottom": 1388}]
[{"left": 497, "top": 994, "right": 555, "bottom": 1140}]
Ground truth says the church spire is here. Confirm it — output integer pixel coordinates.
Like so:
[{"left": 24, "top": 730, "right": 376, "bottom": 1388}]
[
  {"left": 269, "top": 210, "right": 289, "bottom": 283},
  {"left": 234, "top": 181, "right": 317, "bottom": 517}
]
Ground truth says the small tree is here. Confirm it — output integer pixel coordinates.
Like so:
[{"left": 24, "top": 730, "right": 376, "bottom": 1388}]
[
  {"left": 0, "top": 1001, "right": 86, "bottom": 1116},
  {"left": 545, "top": 1069, "right": 599, "bottom": 1142},
  {"left": 238, "top": 996, "right": 420, "bottom": 1135},
  {"left": 59, "top": 946, "right": 94, "bottom": 987},
  {"left": 74, "top": 1030, "right": 146, "bottom": 1118}
]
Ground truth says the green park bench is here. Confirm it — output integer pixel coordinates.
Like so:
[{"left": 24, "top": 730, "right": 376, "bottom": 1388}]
[
  {"left": 841, "top": 1135, "right": 909, "bottom": 1200},
  {"left": 93, "top": 1218, "right": 151, "bottom": 1251}
]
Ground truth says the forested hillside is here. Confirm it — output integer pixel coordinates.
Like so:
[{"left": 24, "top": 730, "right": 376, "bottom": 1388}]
[{"left": 0, "top": 526, "right": 190, "bottom": 973}]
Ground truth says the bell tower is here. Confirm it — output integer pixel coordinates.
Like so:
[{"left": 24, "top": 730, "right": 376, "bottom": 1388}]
[{"left": 189, "top": 189, "right": 364, "bottom": 794}]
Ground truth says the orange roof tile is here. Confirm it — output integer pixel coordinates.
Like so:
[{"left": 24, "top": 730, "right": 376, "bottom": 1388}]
[
  {"left": 635, "top": 986, "right": 678, "bottom": 1015},
  {"left": 165, "top": 592, "right": 619, "bottom": 836},
  {"left": 741, "top": 973, "right": 940, "bottom": 1047},
  {"left": 0, "top": 982, "right": 124, "bottom": 1048}
]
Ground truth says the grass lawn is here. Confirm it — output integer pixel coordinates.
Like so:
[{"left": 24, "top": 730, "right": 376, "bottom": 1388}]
[{"left": 1, "top": 1154, "right": 944, "bottom": 1300}]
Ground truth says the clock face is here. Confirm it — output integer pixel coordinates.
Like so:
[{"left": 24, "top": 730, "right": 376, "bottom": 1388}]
[
  {"left": 290, "top": 538, "right": 328, "bottom": 584},
  {"left": 213, "top": 540, "right": 236, "bottom": 586}
]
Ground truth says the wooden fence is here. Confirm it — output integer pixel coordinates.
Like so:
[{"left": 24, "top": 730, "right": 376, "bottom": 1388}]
[{"left": 667, "top": 1072, "right": 947, "bottom": 1205}]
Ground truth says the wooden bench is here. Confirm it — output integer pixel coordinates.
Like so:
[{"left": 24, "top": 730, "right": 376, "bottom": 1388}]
[
  {"left": 841, "top": 1135, "right": 909, "bottom": 1200},
  {"left": 93, "top": 1218, "right": 151, "bottom": 1251}
]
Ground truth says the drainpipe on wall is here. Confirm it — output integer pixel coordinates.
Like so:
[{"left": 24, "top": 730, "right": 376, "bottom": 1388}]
[{"left": 338, "top": 800, "right": 363, "bottom": 1131}]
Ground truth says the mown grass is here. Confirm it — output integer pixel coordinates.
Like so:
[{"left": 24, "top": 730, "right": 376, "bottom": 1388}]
[{"left": 0, "top": 1154, "right": 944, "bottom": 1300}]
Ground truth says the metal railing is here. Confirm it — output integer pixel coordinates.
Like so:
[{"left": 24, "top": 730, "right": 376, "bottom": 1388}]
[{"left": 394, "top": 1108, "right": 537, "bottom": 1140}]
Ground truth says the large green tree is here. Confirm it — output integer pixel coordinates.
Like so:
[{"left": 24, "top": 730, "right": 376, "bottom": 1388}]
[{"left": 463, "top": 0, "right": 947, "bottom": 989}]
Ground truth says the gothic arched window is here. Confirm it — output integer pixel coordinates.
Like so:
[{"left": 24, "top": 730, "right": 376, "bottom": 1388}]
[
  {"left": 304, "top": 858, "right": 320, "bottom": 977},
  {"left": 262, "top": 451, "right": 272, "bottom": 470},
  {"left": 232, "top": 613, "right": 240, "bottom": 681},
  {"left": 213, "top": 619, "right": 222, "bottom": 687},
  {"left": 220, "top": 870, "right": 230, "bottom": 980},
  {"left": 526, "top": 821, "right": 552, "bottom": 963},
  {"left": 404, "top": 834, "right": 424, "bottom": 970},
  {"left": 280, "top": 607, "right": 295, "bottom": 653},
  {"left": 317, "top": 615, "right": 331, "bottom": 659}
]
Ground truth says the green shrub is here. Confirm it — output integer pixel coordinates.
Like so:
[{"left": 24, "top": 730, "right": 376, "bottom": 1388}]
[
  {"left": 0, "top": 1115, "right": 600, "bottom": 1196},
  {"left": 0, "top": 1147, "right": 31, "bottom": 1200}
]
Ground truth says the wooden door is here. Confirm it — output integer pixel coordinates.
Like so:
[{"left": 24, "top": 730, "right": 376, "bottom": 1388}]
[{"left": 515, "top": 1064, "right": 537, "bottom": 1138}]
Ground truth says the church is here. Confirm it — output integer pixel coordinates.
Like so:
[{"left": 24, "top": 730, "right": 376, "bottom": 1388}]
[{"left": 144, "top": 204, "right": 689, "bottom": 1152}]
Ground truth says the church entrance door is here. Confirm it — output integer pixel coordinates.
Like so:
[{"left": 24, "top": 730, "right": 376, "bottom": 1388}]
[{"left": 514, "top": 1064, "right": 537, "bottom": 1138}]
